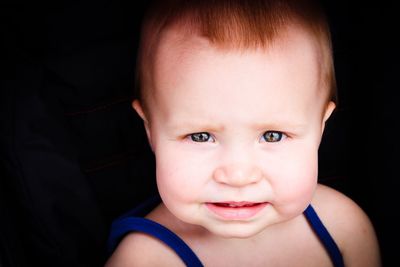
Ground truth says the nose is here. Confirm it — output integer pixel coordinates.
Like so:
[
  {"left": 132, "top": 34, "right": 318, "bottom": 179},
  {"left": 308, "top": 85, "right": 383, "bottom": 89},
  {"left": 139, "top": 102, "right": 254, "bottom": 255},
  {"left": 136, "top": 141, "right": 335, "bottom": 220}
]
[{"left": 213, "top": 164, "right": 263, "bottom": 187}]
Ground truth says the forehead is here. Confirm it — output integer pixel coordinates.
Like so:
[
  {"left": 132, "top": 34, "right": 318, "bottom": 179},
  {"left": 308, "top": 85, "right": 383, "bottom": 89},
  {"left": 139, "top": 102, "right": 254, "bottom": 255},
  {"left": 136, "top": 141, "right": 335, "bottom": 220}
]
[
  {"left": 144, "top": 24, "right": 327, "bottom": 126},
  {"left": 150, "top": 24, "right": 323, "bottom": 95}
]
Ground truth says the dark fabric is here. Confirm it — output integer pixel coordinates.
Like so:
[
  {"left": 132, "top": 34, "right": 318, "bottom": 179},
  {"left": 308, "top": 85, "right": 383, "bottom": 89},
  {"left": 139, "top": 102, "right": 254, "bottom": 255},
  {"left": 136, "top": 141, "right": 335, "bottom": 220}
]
[
  {"left": 109, "top": 217, "right": 204, "bottom": 267},
  {"left": 1, "top": 2, "right": 156, "bottom": 266},
  {"left": 304, "top": 206, "right": 344, "bottom": 267}
]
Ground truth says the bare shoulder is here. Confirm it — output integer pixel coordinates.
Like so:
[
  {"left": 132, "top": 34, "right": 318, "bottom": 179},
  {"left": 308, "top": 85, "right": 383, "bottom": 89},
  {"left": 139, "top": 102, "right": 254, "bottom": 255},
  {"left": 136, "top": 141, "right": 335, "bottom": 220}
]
[
  {"left": 104, "top": 231, "right": 185, "bottom": 267},
  {"left": 312, "top": 184, "right": 381, "bottom": 267}
]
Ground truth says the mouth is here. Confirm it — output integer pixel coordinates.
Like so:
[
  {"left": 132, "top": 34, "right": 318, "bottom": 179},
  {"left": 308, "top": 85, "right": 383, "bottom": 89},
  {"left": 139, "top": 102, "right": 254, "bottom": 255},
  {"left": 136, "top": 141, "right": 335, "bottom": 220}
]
[{"left": 205, "top": 201, "right": 268, "bottom": 220}]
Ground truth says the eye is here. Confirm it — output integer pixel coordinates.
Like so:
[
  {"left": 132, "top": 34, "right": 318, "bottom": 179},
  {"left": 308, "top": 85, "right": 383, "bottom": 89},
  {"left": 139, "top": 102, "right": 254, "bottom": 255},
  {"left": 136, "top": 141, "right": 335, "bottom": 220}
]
[
  {"left": 189, "top": 132, "right": 215, "bottom": 142},
  {"left": 261, "top": 131, "right": 285, "bottom": 143}
]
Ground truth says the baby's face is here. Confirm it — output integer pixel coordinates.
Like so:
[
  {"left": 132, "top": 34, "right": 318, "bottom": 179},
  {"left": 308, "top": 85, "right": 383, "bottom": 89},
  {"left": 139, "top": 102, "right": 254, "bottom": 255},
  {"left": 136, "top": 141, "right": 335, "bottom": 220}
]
[{"left": 136, "top": 26, "right": 335, "bottom": 238}]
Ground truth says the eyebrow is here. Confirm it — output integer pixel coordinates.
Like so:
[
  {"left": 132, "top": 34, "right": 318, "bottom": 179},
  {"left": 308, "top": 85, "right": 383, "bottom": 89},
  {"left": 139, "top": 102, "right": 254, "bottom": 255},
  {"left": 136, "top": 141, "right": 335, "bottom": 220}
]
[
  {"left": 168, "top": 121, "right": 225, "bottom": 133},
  {"left": 250, "top": 121, "right": 308, "bottom": 131},
  {"left": 168, "top": 120, "right": 308, "bottom": 133}
]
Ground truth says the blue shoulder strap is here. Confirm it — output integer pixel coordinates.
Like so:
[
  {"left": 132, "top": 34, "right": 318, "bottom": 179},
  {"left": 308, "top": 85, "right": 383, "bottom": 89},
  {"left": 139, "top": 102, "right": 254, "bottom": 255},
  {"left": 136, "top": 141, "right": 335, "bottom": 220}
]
[
  {"left": 304, "top": 205, "right": 344, "bottom": 267},
  {"left": 107, "top": 202, "right": 342, "bottom": 267},
  {"left": 108, "top": 216, "right": 204, "bottom": 267}
]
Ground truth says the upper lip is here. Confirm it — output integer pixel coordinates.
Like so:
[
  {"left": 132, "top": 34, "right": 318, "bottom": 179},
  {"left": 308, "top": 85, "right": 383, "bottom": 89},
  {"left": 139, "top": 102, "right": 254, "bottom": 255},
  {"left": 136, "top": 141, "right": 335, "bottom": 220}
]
[{"left": 209, "top": 201, "right": 266, "bottom": 207}]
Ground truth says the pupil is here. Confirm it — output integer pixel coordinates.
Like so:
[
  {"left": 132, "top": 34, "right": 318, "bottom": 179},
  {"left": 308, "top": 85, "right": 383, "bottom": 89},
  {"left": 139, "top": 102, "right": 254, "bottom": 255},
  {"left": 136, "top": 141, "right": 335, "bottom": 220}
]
[
  {"left": 192, "top": 133, "right": 209, "bottom": 142},
  {"left": 264, "top": 132, "right": 281, "bottom": 142}
]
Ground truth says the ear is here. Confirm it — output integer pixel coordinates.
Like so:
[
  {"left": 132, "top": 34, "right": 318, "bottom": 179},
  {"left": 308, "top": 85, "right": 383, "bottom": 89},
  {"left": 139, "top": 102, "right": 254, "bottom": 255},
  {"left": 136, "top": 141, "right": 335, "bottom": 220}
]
[
  {"left": 321, "top": 101, "right": 336, "bottom": 133},
  {"left": 132, "top": 100, "right": 154, "bottom": 150}
]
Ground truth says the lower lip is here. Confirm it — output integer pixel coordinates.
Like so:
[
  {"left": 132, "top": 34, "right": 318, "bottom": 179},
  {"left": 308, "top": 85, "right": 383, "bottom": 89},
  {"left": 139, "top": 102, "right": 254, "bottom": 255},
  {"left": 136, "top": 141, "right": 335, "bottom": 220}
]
[{"left": 205, "top": 202, "right": 268, "bottom": 220}]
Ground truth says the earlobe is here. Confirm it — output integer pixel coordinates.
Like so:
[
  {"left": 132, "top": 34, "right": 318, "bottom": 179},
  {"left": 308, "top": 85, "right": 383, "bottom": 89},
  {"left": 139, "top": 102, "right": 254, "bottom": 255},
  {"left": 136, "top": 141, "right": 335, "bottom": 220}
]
[{"left": 132, "top": 100, "right": 154, "bottom": 150}]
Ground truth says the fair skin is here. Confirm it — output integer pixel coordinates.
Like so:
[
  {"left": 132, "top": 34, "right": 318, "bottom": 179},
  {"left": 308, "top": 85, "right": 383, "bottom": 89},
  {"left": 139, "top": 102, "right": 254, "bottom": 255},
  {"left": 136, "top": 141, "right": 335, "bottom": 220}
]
[{"left": 106, "top": 25, "right": 380, "bottom": 267}]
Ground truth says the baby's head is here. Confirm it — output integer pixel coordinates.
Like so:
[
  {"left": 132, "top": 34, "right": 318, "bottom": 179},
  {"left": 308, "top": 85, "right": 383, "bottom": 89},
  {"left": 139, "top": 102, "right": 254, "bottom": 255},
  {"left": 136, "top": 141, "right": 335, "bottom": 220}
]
[
  {"left": 135, "top": 0, "right": 336, "bottom": 118},
  {"left": 133, "top": 0, "right": 337, "bottom": 238}
]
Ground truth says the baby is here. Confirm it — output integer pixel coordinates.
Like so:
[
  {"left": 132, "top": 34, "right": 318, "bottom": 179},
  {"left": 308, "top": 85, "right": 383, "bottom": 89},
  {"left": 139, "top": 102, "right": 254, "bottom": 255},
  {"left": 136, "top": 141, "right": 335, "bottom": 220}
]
[{"left": 106, "top": 0, "right": 381, "bottom": 266}]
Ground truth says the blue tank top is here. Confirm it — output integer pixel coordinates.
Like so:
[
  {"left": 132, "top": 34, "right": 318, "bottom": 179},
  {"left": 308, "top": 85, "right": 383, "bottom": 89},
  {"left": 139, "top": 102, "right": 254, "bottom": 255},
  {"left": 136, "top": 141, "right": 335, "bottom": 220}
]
[{"left": 107, "top": 196, "right": 344, "bottom": 267}]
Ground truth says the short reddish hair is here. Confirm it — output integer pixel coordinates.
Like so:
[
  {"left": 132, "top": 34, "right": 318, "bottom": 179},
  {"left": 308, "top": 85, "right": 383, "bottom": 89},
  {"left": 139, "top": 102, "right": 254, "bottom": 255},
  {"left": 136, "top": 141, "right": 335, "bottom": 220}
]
[{"left": 136, "top": 0, "right": 336, "bottom": 113}]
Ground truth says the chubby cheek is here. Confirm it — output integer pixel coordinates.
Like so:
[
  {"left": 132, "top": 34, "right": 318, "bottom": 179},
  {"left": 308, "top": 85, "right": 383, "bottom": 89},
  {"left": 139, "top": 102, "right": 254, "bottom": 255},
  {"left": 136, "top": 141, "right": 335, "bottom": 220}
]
[
  {"left": 271, "top": 150, "right": 318, "bottom": 216},
  {"left": 155, "top": 147, "right": 209, "bottom": 207}
]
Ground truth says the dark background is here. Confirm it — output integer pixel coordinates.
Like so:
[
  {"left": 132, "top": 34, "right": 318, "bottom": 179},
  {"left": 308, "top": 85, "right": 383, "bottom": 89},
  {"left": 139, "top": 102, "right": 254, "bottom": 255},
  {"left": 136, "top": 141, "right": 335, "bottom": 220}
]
[{"left": 1, "top": 1, "right": 398, "bottom": 266}]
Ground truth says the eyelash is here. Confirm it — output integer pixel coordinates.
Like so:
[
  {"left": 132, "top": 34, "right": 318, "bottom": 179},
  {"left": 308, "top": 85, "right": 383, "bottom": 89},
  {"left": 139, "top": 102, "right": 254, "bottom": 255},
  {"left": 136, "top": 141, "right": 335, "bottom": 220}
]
[{"left": 187, "top": 131, "right": 286, "bottom": 143}]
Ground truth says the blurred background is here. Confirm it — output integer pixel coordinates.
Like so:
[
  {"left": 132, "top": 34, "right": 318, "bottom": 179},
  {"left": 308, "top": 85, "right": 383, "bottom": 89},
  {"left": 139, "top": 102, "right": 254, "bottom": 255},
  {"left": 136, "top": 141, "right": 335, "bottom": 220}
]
[{"left": 1, "top": 1, "right": 398, "bottom": 266}]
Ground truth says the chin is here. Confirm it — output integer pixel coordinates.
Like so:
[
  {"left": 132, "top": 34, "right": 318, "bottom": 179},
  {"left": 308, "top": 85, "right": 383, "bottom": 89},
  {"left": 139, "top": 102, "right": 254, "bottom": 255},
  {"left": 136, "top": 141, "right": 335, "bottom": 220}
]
[{"left": 207, "top": 223, "right": 266, "bottom": 239}]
